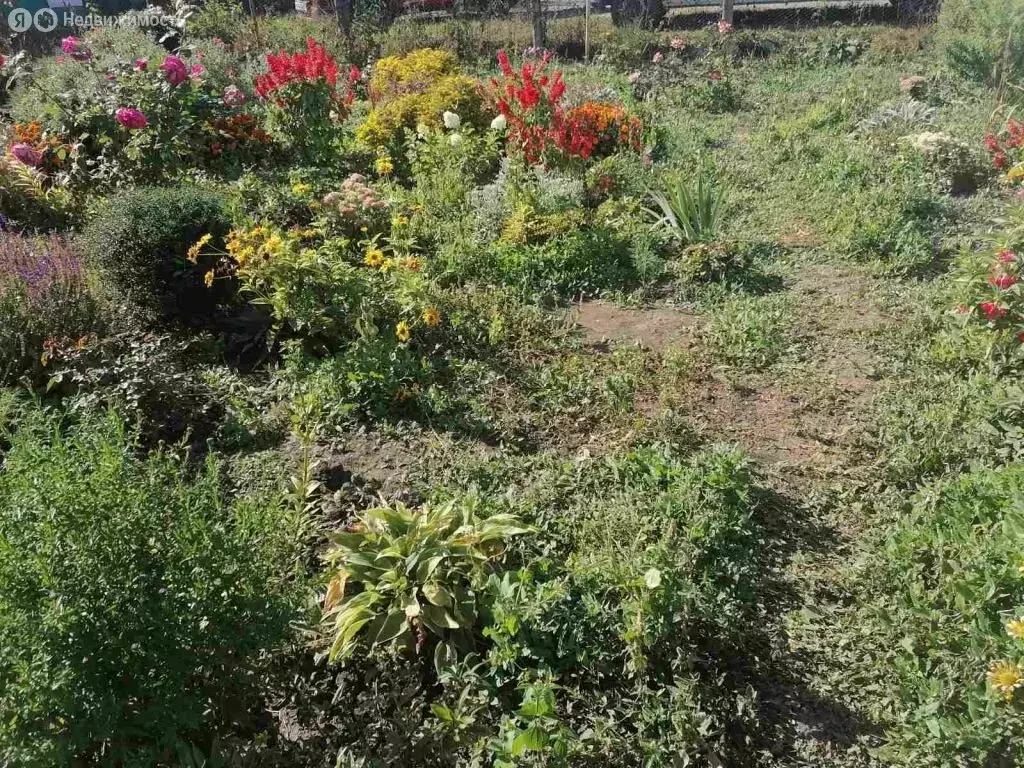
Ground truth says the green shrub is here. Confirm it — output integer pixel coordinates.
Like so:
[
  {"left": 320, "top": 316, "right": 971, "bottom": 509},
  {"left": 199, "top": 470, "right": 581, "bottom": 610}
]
[
  {"left": 865, "top": 464, "right": 1024, "bottom": 766},
  {"left": 79, "top": 185, "right": 233, "bottom": 324},
  {"left": 938, "top": 0, "right": 1024, "bottom": 89},
  {"left": 0, "top": 408, "right": 302, "bottom": 765}
]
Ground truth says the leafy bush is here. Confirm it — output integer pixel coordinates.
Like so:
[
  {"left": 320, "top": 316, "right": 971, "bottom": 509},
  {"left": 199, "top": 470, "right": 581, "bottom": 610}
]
[
  {"left": 938, "top": 0, "right": 1024, "bottom": 88},
  {"left": 357, "top": 48, "right": 486, "bottom": 152},
  {"left": 79, "top": 185, "right": 233, "bottom": 324},
  {"left": 864, "top": 464, "right": 1024, "bottom": 766},
  {"left": 0, "top": 407, "right": 302, "bottom": 765},
  {"left": 0, "top": 233, "right": 101, "bottom": 385}
]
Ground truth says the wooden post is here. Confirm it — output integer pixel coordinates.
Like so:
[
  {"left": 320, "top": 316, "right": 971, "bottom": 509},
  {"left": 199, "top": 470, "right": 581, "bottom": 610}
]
[
  {"left": 531, "top": 0, "right": 547, "bottom": 50},
  {"left": 584, "top": 0, "right": 590, "bottom": 61},
  {"left": 721, "top": 0, "right": 733, "bottom": 24},
  {"left": 335, "top": 0, "right": 353, "bottom": 37}
]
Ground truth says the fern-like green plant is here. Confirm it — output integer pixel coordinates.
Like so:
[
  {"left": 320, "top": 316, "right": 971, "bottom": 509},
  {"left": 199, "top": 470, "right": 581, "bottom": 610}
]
[
  {"left": 321, "top": 497, "right": 532, "bottom": 665},
  {"left": 645, "top": 164, "right": 729, "bottom": 245}
]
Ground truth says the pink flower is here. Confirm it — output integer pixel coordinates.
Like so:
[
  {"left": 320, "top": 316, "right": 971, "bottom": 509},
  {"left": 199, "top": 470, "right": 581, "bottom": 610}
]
[
  {"left": 998, "top": 250, "right": 1018, "bottom": 263},
  {"left": 989, "top": 273, "right": 1019, "bottom": 290},
  {"left": 708, "top": 70, "right": 724, "bottom": 81},
  {"left": 133, "top": 58, "right": 148, "bottom": 71},
  {"left": 105, "top": 72, "right": 116, "bottom": 82},
  {"left": 627, "top": 71, "right": 641, "bottom": 84},
  {"left": 160, "top": 55, "right": 188, "bottom": 86},
  {"left": 222, "top": 85, "right": 246, "bottom": 106},
  {"left": 718, "top": 20, "right": 734, "bottom": 33},
  {"left": 0, "top": 55, "right": 6, "bottom": 68},
  {"left": 9, "top": 143, "right": 41, "bottom": 167},
  {"left": 60, "top": 36, "right": 91, "bottom": 61},
  {"left": 670, "top": 37, "right": 684, "bottom": 50},
  {"left": 189, "top": 64, "right": 205, "bottom": 80},
  {"left": 115, "top": 107, "right": 148, "bottom": 130},
  {"left": 653, "top": 51, "right": 664, "bottom": 64},
  {"left": 980, "top": 301, "right": 1007, "bottom": 321}
]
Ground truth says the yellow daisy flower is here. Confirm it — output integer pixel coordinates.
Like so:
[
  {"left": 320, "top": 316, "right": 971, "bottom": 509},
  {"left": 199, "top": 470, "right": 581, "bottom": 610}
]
[
  {"left": 203, "top": 269, "right": 215, "bottom": 288},
  {"left": 364, "top": 249, "right": 385, "bottom": 268},
  {"left": 421, "top": 306, "right": 441, "bottom": 327},
  {"left": 395, "top": 321, "right": 411, "bottom": 343},
  {"left": 987, "top": 660, "right": 1024, "bottom": 700},
  {"left": 187, "top": 233, "right": 212, "bottom": 264},
  {"left": 1007, "top": 618, "right": 1024, "bottom": 641}
]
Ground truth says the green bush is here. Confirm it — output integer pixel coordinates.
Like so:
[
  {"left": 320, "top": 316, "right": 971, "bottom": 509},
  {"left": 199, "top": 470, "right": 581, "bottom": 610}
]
[
  {"left": 79, "top": 185, "right": 233, "bottom": 324},
  {"left": 938, "top": 0, "right": 1024, "bottom": 89},
  {"left": 865, "top": 464, "right": 1024, "bottom": 766},
  {"left": 0, "top": 407, "right": 302, "bottom": 765}
]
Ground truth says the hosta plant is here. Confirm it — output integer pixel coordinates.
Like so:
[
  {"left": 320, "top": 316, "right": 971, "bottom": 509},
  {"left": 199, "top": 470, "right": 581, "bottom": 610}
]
[{"left": 321, "top": 498, "right": 532, "bottom": 663}]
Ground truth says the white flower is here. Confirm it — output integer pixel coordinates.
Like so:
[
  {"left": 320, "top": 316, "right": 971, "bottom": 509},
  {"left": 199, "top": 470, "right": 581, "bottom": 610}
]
[
  {"left": 490, "top": 114, "right": 508, "bottom": 131},
  {"left": 442, "top": 111, "right": 461, "bottom": 130},
  {"left": 627, "top": 71, "right": 641, "bottom": 84},
  {"left": 416, "top": 122, "right": 430, "bottom": 137},
  {"left": 449, "top": 133, "right": 463, "bottom": 147}
]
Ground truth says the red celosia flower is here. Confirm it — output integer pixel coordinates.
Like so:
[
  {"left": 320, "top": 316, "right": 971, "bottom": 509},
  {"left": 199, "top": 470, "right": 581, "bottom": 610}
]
[
  {"left": 980, "top": 301, "right": 1007, "bottom": 321},
  {"left": 989, "top": 273, "right": 1019, "bottom": 290},
  {"left": 254, "top": 37, "right": 355, "bottom": 108}
]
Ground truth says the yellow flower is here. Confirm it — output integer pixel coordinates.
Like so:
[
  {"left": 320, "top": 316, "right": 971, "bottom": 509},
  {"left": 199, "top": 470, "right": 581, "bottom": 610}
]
[
  {"left": 1007, "top": 618, "right": 1024, "bottom": 641},
  {"left": 265, "top": 234, "right": 286, "bottom": 257},
  {"left": 291, "top": 182, "right": 312, "bottom": 197},
  {"left": 395, "top": 321, "right": 411, "bottom": 342},
  {"left": 203, "top": 269, "right": 215, "bottom": 288},
  {"left": 421, "top": 306, "right": 441, "bottom": 327},
  {"left": 402, "top": 256, "right": 423, "bottom": 272},
  {"left": 391, "top": 214, "right": 409, "bottom": 227},
  {"left": 987, "top": 660, "right": 1024, "bottom": 700},
  {"left": 364, "top": 249, "right": 385, "bottom": 268},
  {"left": 187, "top": 233, "right": 212, "bottom": 264},
  {"left": 375, "top": 155, "right": 395, "bottom": 175},
  {"left": 1007, "top": 163, "right": 1024, "bottom": 184},
  {"left": 380, "top": 258, "right": 395, "bottom": 273}
]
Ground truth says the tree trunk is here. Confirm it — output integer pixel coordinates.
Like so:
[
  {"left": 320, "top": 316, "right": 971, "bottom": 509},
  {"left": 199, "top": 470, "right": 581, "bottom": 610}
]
[
  {"left": 335, "top": 0, "right": 353, "bottom": 37},
  {"left": 531, "top": 0, "right": 547, "bottom": 49}
]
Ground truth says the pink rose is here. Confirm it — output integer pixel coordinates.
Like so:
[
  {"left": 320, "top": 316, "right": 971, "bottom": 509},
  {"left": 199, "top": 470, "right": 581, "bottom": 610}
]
[
  {"left": 9, "top": 143, "right": 41, "bottom": 167},
  {"left": 60, "top": 36, "right": 91, "bottom": 61},
  {"left": 133, "top": 58, "right": 148, "bottom": 71},
  {"left": 189, "top": 64, "right": 205, "bottom": 80},
  {"left": 160, "top": 55, "right": 188, "bottom": 86},
  {"left": 115, "top": 107, "right": 148, "bottom": 130}
]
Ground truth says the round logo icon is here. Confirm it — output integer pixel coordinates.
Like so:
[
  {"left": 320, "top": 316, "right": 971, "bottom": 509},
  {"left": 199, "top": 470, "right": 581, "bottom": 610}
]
[
  {"left": 33, "top": 8, "right": 58, "bottom": 32},
  {"left": 7, "top": 7, "right": 33, "bottom": 33}
]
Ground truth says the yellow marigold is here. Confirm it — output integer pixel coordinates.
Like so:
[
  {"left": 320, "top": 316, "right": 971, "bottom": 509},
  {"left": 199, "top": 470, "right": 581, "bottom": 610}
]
[
  {"left": 203, "top": 269, "right": 215, "bottom": 288},
  {"left": 1007, "top": 618, "right": 1024, "bottom": 641},
  {"left": 421, "top": 306, "right": 441, "bottom": 327},
  {"left": 375, "top": 155, "right": 395, "bottom": 175},
  {"left": 187, "top": 233, "right": 213, "bottom": 264},
  {"left": 364, "top": 249, "right": 385, "bottom": 268},
  {"left": 988, "top": 660, "right": 1024, "bottom": 700},
  {"left": 402, "top": 256, "right": 423, "bottom": 272},
  {"left": 395, "top": 320, "right": 411, "bottom": 342}
]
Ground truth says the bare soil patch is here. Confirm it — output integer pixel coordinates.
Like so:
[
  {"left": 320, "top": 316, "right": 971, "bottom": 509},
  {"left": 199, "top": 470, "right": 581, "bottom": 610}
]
[{"left": 574, "top": 301, "right": 702, "bottom": 351}]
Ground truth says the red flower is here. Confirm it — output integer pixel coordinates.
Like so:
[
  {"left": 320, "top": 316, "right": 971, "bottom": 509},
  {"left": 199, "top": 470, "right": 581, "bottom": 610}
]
[
  {"left": 997, "top": 249, "right": 1017, "bottom": 263},
  {"left": 989, "top": 273, "right": 1019, "bottom": 290},
  {"left": 980, "top": 301, "right": 1007, "bottom": 321},
  {"left": 160, "top": 55, "right": 188, "bottom": 86},
  {"left": 0, "top": 55, "right": 5, "bottom": 68},
  {"left": 255, "top": 37, "right": 347, "bottom": 106}
]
